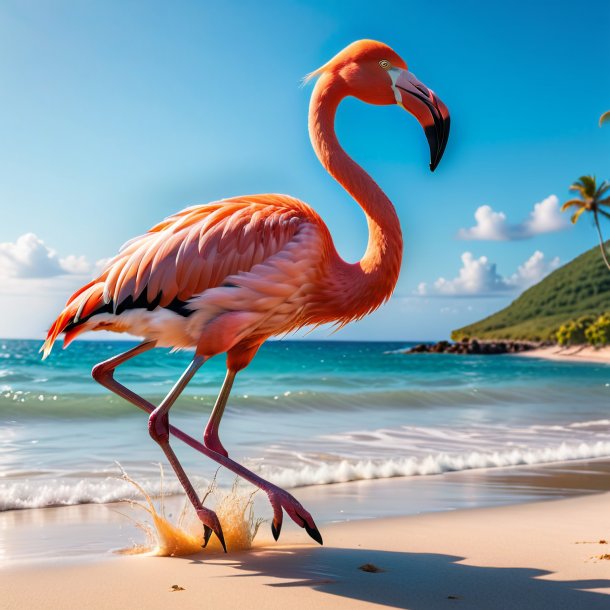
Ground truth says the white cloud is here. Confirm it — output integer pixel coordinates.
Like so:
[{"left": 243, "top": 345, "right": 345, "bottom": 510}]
[
  {"left": 59, "top": 254, "right": 91, "bottom": 275},
  {"left": 0, "top": 233, "right": 94, "bottom": 279},
  {"left": 458, "top": 206, "right": 509, "bottom": 241},
  {"left": 458, "top": 195, "right": 569, "bottom": 241},
  {"left": 0, "top": 234, "right": 113, "bottom": 338},
  {"left": 417, "top": 250, "right": 560, "bottom": 297},
  {"left": 0, "top": 233, "right": 106, "bottom": 302},
  {"left": 93, "top": 257, "right": 112, "bottom": 274},
  {"left": 525, "top": 196, "right": 569, "bottom": 235},
  {"left": 417, "top": 253, "right": 506, "bottom": 296},
  {"left": 505, "top": 250, "right": 560, "bottom": 289}
]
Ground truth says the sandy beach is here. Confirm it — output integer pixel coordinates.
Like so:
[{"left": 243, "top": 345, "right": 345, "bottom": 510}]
[
  {"left": 3, "top": 459, "right": 610, "bottom": 610},
  {"left": 517, "top": 346, "right": 610, "bottom": 365},
  {"left": 2, "top": 490, "right": 610, "bottom": 610}
]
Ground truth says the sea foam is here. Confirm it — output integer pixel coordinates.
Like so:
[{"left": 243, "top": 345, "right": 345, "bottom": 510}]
[
  {"left": 0, "top": 477, "right": 186, "bottom": 511},
  {"left": 3, "top": 440, "right": 610, "bottom": 511},
  {"left": 263, "top": 440, "right": 610, "bottom": 488}
]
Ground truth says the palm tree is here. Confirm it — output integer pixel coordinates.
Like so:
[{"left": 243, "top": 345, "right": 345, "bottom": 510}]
[{"left": 561, "top": 176, "right": 610, "bottom": 270}]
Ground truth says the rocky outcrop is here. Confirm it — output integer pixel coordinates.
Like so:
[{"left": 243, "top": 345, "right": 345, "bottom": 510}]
[{"left": 403, "top": 339, "right": 542, "bottom": 355}]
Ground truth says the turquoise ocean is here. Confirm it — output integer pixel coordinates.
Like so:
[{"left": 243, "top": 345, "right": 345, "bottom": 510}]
[{"left": 2, "top": 339, "right": 610, "bottom": 513}]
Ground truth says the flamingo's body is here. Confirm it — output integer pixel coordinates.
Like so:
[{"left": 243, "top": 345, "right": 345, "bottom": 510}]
[
  {"left": 42, "top": 40, "right": 449, "bottom": 550},
  {"left": 43, "top": 193, "right": 390, "bottom": 362}
]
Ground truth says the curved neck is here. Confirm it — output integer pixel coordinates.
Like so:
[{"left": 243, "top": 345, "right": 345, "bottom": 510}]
[{"left": 308, "top": 72, "right": 403, "bottom": 314}]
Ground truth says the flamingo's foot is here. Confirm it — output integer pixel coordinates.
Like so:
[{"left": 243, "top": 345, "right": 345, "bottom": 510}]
[
  {"left": 267, "top": 485, "right": 323, "bottom": 545},
  {"left": 197, "top": 507, "right": 226, "bottom": 553}
]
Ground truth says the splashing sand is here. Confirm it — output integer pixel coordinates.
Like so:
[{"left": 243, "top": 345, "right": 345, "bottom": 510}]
[{"left": 116, "top": 465, "right": 263, "bottom": 557}]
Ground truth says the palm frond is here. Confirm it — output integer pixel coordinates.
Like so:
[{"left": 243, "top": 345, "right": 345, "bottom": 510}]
[
  {"left": 561, "top": 199, "right": 585, "bottom": 211},
  {"left": 569, "top": 178, "right": 585, "bottom": 191},
  {"left": 596, "top": 181, "right": 610, "bottom": 198},
  {"left": 598, "top": 209, "right": 610, "bottom": 220},
  {"left": 600, "top": 110, "right": 610, "bottom": 127},
  {"left": 571, "top": 207, "right": 587, "bottom": 224},
  {"left": 579, "top": 175, "right": 597, "bottom": 197}
]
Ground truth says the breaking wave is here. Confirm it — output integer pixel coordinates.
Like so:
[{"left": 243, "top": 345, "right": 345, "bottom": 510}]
[
  {"left": 4, "top": 438, "right": 610, "bottom": 511},
  {"left": 0, "top": 474, "right": 196, "bottom": 511},
  {"left": 263, "top": 441, "right": 610, "bottom": 488}
]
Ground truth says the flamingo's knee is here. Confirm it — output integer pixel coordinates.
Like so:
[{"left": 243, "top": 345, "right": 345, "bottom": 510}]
[
  {"left": 92, "top": 362, "right": 112, "bottom": 383},
  {"left": 203, "top": 432, "right": 229, "bottom": 458},
  {"left": 148, "top": 411, "right": 170, "bottom": 444}
]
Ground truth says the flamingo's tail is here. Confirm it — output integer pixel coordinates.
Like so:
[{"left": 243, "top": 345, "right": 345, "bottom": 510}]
[{"left": 40, "top": 281, "right": 105, "bottom": 360}]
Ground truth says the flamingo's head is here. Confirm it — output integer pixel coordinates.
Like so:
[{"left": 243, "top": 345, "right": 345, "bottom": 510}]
[{"left": 307, "top": 40, "right": 450, "bottom": 171}]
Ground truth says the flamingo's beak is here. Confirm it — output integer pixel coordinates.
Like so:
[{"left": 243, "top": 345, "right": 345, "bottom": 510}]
[{"left": 390, "top": 69, "right": 450, "bottom": 172}]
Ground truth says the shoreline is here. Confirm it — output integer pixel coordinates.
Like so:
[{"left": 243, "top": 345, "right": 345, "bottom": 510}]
[
  {"left": 515, "top": 345, "right": 610, "bottom": 364},
  {"left": 405, "top": 340, "right": 610, "bottom": 364},
  {"left": 4, "top": 490, "right": 610, "bottom": 609},
  {"left": 3, "top": 457, "right": 610, "bottom": 567}
]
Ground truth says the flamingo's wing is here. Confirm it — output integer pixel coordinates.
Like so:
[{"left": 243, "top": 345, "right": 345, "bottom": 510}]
[
  {"left": 42, "top": 195, "right": 317, "bottom": 355},
  {"left": 101, "top": 195, "right": 308, "bottom": 311}
]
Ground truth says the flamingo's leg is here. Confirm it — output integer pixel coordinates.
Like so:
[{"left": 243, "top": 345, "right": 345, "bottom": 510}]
[
  {"left": 201, "top": 368, "right": 322, "bottom": 545},
  {"left": 146, "top": 357, "right": 228, "bottom": 549},
  {"left": 91, "top": 342, "right": 225, "bottom": 550},
  {"left": 92, "top": 345, "right": 322, "bottom": 546},
  {"left": 202, "top": 370, "right": 235, "bottom": 458}
]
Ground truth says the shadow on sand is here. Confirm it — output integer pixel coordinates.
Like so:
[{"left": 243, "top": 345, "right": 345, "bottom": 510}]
[{"left": 196, "top": 545, "right": 610, "bottom": 609}]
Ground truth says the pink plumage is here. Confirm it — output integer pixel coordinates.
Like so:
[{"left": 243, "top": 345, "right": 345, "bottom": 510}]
[
  {"left": 41, "top": 40, "right": 449, "bottom": 550},
  {"left": 43, "top": 195, "right": 329, "bottom": 358}
]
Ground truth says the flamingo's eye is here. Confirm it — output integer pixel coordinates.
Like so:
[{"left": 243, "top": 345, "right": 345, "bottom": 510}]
[{"left": 379, "top": 60, "right": 391, "bottom": 70}]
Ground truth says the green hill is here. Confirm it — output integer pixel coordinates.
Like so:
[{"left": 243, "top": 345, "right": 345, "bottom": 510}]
[{"left": 451, "top": 243, "right": 610, "bottom": 342}]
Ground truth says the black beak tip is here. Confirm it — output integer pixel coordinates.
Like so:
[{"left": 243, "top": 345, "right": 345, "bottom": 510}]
[{"left": 423, "top": 105, "right": 450, "bottom": 174}]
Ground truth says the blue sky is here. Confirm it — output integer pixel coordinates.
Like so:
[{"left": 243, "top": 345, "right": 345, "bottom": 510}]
[{"left": 0, "top": 0, "right": 609, "bottom": 341}]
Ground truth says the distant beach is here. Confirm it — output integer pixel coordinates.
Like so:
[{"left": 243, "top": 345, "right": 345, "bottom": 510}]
[
  {"left": 516, "top": 345, "right": 610, "bottom": 365},
  {"left": 405, "top": 339, "right": 610, "bottom": 365}
]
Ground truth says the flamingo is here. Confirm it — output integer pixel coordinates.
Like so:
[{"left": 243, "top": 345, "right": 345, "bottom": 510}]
[{"left": 41, "top": 40, "right": 449, "bottom": 551}]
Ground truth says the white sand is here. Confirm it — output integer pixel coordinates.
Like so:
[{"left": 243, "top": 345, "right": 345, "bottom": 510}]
[{"left": 517, "top": 345, "right": 610, "bottom": 364}]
